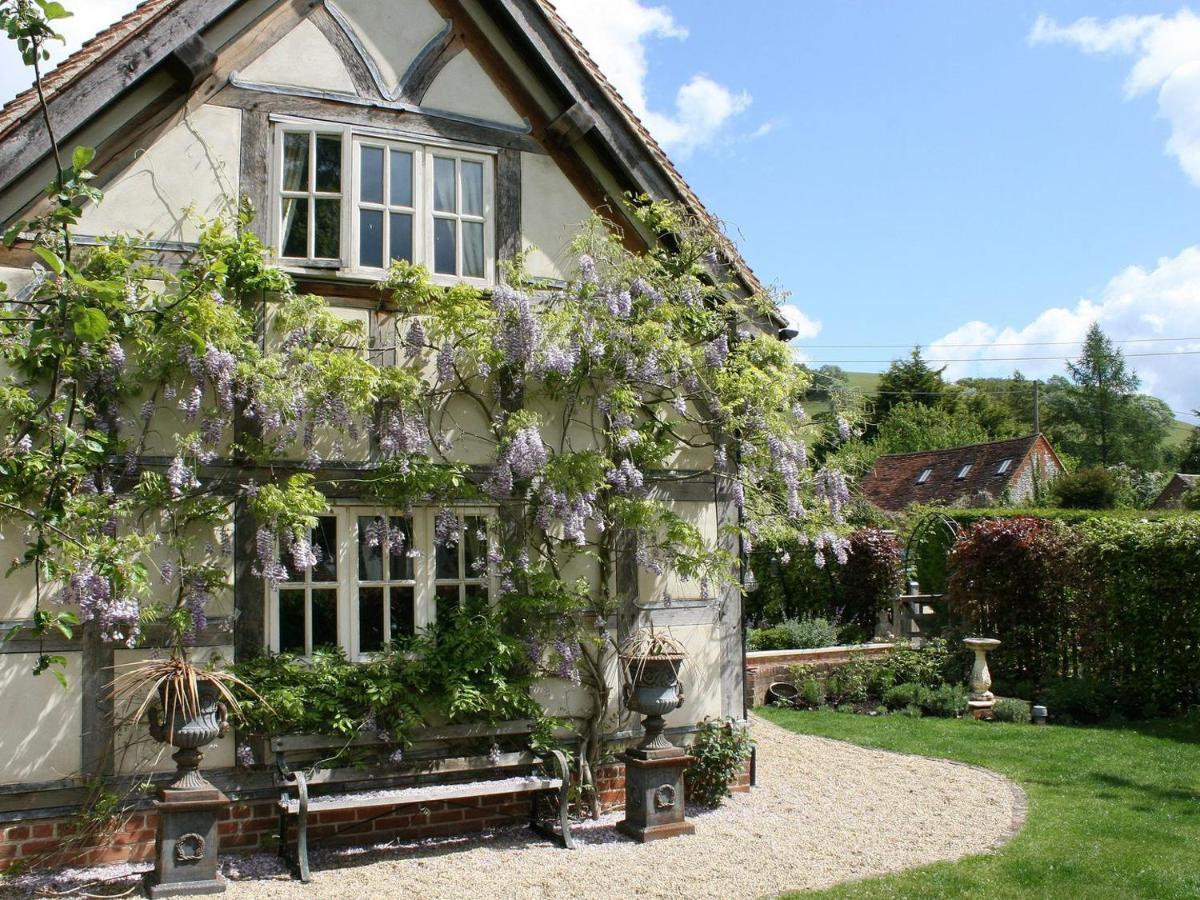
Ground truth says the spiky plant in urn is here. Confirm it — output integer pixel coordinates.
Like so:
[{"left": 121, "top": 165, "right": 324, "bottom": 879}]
[
  {"left": 617, "top": 628, "right": 696, "bottom": 842},
  {"left": 116, "top": 656, "right": 249, "bottom": 897}
]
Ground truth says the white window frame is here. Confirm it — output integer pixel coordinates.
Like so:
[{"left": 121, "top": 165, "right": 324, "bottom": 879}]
[
  {"left": 422, "top": 149, "right": 494, "bottom": 286},
  {"left": 916, "top": 467, "right": 933, "bottom": 484},
  {"left": 271, "top": 121, "right": 496, "bottom": 287},
  {"left": 350, "top": 136, "right": 424, "bottom": 275},
  {"left": 996, "top": 458, "right": 1013, "bottom": 475},
  {"left": 275, "top": 128, "right": 347, "bottom": 265},
  {"left": 265, "top": 506, "right": 496, "bottom": 660},
  {"left": 956, "top": 463, "right": 973, "bottom": 480}
]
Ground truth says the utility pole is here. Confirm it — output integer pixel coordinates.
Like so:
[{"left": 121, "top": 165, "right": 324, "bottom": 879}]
[{"left": 1033, "top": 380, "right": 1041, "bottom": 435}]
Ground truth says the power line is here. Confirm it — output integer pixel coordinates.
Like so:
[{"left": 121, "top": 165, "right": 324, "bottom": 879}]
[
  {"left": 803, "top": 350, "right": 1200, "bottom": 364},
  {"left": 796, "top": 336, "right": 1200, "bottom": 350}
]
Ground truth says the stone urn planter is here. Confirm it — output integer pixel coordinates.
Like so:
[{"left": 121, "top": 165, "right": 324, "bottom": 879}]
[
  {"left": 964, "top": 637, "right": 1001, "bottom": 719},
  {"left": 116, "top": 657, "right": 243, "bottom": 898},
  {"left": 617, "top": 629, "right": 695, "bottom": 842},
  {"left": 148, "top": 678, "right": 231, "bottom": 792}
]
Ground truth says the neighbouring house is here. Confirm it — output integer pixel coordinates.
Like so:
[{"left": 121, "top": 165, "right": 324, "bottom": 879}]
[
  {"left": 860, "top": 434, "right": 1065, "bottom": 512},
  {"left": 0, "top": 0, "right": 785, "bottom": 865},
  {"left": 1151, "top": 473, "right": 1199, "bottom": 509}
]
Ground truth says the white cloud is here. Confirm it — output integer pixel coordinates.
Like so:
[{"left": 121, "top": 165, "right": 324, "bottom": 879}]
[
  {"left": 1030, "top": 10, "right": 1200, "bottom": 183},
  {"left": 931, "top": 245, "right": 1200, "bottom": 418},
  {"left": 779, "top": 303, "right": 823, "bottom": 341},
  {"left": 551, "top": 0, "right": 753, "bottom": 157}
]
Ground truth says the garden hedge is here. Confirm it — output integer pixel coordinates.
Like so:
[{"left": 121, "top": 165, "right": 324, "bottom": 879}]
[{"left": 944, "top": 514, "right": 1200, "bottom": 718}]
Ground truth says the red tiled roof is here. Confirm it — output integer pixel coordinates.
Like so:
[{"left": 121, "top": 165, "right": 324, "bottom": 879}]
[
  {"left": 859, "top": 435, "right": 1058, "bottom": 512},
  {"left": 1150, "top": 473, "right": 1198, "bottom": 509},
  {"left": 0, "top": 0, "right": 178, "bottom": 141},
  {"left": 0, "top": 0, "right": 776, "bottom": 312}
]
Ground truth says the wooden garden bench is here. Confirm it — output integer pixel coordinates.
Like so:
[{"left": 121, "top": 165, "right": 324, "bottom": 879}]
[{"left": 271, "top": 719, "right": 574, "bottom": 882}]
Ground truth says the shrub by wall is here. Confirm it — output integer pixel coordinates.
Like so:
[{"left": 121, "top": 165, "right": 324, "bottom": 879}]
[{"left": 748, "top": 527, "right": 902, "bottom": 637}]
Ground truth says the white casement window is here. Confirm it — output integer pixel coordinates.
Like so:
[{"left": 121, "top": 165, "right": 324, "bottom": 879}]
[
  {"left": 427, "top": 152, "right": 491, "bottom": 281},
  {"left": 278, "top": 130, "right": 344, "bottom": 263},
  {"left": 266, "top": 507, "right": 494, "bottom": 660},
  {"left": 353, "top": 138, "right": 420, "bottom": 271},
  {"left": 275, "top": 123, "right": 494, "bottom": 285}
]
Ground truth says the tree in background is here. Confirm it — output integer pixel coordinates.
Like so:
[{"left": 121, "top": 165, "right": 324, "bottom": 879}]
[
  {"left": 1045, "top": 323, "right": 1170, "bottom": 467},
  {"left": 1178, "top": 414, "right": 1200, "bottom": 473},
  {"left": 873, "top": 400, "right": 990, "bottom": 455},
  {"left": 873, "top": 347, "right": 946, "bottom": 421}
]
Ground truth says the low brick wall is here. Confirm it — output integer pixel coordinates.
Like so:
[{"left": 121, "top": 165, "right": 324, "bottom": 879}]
[
  {"left": 745, "top": 643, "right": 894, "bottom": 708},
  {"left": 0, "top": 758, "right": 752, "bottom": 872}
]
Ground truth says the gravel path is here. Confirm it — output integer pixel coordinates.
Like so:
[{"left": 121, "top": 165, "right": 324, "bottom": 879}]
[
  {"left": 7, "top": 715, "right": 1023, "bottom": 899},
  {"left": 223, "top": 714, "right": 1022, "bottom": 899}
]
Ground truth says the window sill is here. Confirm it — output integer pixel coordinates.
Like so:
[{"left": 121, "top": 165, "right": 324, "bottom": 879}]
[{"left": 277, "top": 261, "right": 493, "bottom": 290}]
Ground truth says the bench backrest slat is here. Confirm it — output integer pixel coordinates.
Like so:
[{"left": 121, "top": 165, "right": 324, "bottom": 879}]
[
  {"left": 271, "top": 718, "right": 537, "bottom": 755},
  {"left": 300, "top": 751, "right": 539, "bottom": 787}
]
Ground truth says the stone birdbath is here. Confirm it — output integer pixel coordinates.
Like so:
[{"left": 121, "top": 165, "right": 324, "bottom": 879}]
[{"left": 964, "top": 637, "right": 1001, "bottom": 719}]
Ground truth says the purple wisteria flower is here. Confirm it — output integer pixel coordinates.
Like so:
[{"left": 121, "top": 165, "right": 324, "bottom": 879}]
[
  {"left": 166, "top": 456, "right": 198, "bottom": 497},
  {"left": 405, "top": 320, "right": 426, "bottom": 357},
  {"left": 492, "top": 284, "right": 540, "bottom": 365},
  {"left": 434, "top": 508, "right": 462, "bottom": 547},
  {"left": 236, "top": 744, "right": 255, "bottom": 768},
  {"left": 606, "top": 459, "right": 644, "bottom": 495},
  {"left": 704, "top": 334, "right": 729, "bottom": 369},
  {"left": 15, "top": 434, "right": 31, "bottom": 454},
  {"left": 836, "top": 415, "right": 852, "bottom": 441}
]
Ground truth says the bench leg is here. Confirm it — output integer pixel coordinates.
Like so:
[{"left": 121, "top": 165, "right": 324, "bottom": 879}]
[
  {"left": 296, "top": 810, "right": 311, "bottom": 883},
  {"left": 556, "top": 778, "right": 575, "bottom": 850}
]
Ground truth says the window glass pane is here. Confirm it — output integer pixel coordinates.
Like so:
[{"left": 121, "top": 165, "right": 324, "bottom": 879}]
[
  {"left": 390, "top": 150, "right": 413, "bottom": 207},
  {"left": 358, "top": 516, "right": 385, "bottom": 582},
  {"left": 279, "top": 589, "right": 305, "bottom": 653},
  {"left": 389, "top": 212, "right": 413, "bottom": 263},
  {"left": 462, "top": 221, "right": 484, "bottom": 278},
  {"left": 464, "top": 517, "right": 487, "bottom": 577},
  {"left": 314, "top": 199, "right": 341, "bottom": 259},
  {"left": 311, "top": 516, "right": 338, "bottom": 582},
  {"left": 461, "top": 160, "right": 483, "bottom": 216},
  {"left": 464, "top": 582, "right": 488, "bottom": 611},
  {"left": 388, "top": 517, "right": 414, "bottom": 581},
  {"left": 281, "top": 197, "right": 309, "bottom": 258},
  {"left": 360, "top": 145, "right": 384, "bottom": 204},
  {"left": 390, "top": 586, "right": 415, "bottom": 639},
  {"left": 311, "top": 588, "right": 338, "bottom": 649},
  {"left": 433, "top": 218, "right": 456, "bottom": 274},
  {"left": 436, "top": 532, "right": 459, "bottom": 580},
  {"left": 436, "top": 584, "right": 461, "bottom": 622},
  {"left": 433, "top": 157, "right": 456, "bottom": 212},
  {"left": 315, "top": 135, "right": 341, "bottom": 192},
  {"left": 360, "top": 209, "right": 384, "bottom": 268},
  {"left": 282, "top": 133, "right": 310, "bottom": 192},
  {"left": 359, "top": 586, "right": 384, "bottom": 653}
]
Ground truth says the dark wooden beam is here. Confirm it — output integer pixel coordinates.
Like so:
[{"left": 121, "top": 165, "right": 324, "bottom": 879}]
[
  {"left": 210, "top": 84, "right": 544, "bottom": 154},
  {"left": 495, "top": 148, "right": 521, "bottom": 270},
  {"left": 79, "top": 623, "right": 115, "bottom": 780},
  {"left": 400, "top": 33, "right": 463, "bottom": 106},
  {"left": 167, "top": 34, "right": 218, "bottom": 88},
  {"left": 308, "top": 4, "right": 380, "bottom": 99},
  {"left": 546, "top": 101, "right": 594, "bottom": 148},
  {"left": 239, "top": 109, "right": 271, "bottom": 241}
]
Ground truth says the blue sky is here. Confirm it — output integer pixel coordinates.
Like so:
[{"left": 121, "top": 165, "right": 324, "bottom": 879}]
[{"left": 3, "top": 0, "right": 1198, "bottom": 418}]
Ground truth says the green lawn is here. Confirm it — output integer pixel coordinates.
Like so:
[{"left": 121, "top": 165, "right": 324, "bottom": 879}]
[{"left": 758, "top": 707, "right": 1200, "bottom": 899}]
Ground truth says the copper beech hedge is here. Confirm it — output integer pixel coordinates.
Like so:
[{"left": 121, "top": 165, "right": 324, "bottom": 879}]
[{"left": 946, "top": 515, "right": 1200, "bottom": 718}]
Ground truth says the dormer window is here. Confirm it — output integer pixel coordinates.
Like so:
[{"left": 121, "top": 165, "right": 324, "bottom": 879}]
[
  {"left": 956, "top": 463, "right": 972, "bottom": 480},
  {"left": 916, "top": 467, "right": 933, "bottom": 484},
  {"left": 996, "top": 458, "right": 1013, "bottom": 475}
]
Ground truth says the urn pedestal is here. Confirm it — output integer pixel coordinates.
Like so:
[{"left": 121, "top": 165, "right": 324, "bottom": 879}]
[
  {"left": 964, "top": 637, "right": 1001, "bottom": 720},
  {"left": 617, "top": 656, "right": 695, "bottom": 842},
  {"left": 144, "top": 683, "right": 229, "bottom": 897}
]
